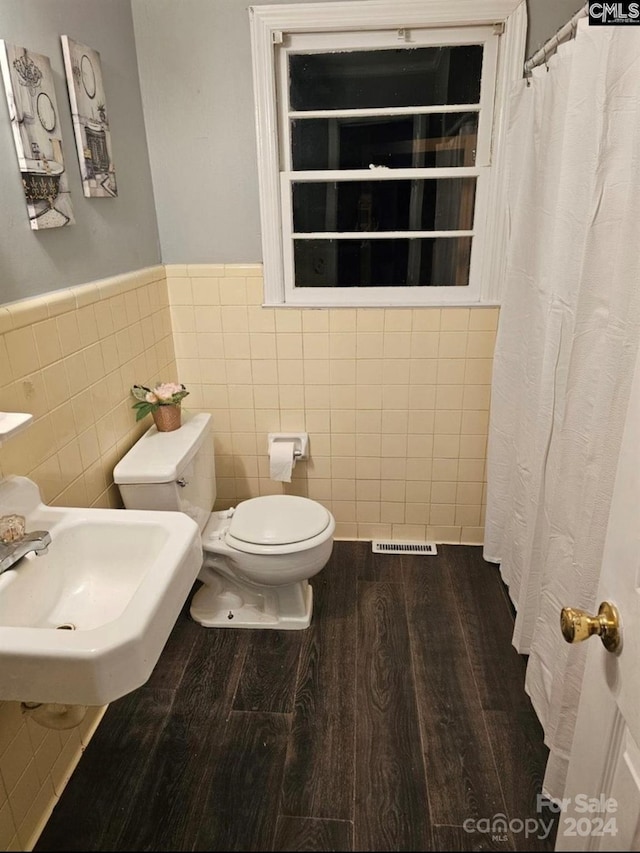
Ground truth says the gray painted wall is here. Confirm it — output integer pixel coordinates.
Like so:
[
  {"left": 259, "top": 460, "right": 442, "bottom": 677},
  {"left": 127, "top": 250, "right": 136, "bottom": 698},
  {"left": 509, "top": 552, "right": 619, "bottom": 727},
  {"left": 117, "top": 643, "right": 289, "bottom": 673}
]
[
  {"left": 133, "top": 0, "right": 586, "bottom": 265},
  {"left": 0, "top": 0, "right": 160, "bottom": 305},
  {"left": 526, "top": 0, "right": 585, "bottom": 57},
  {"left": 131, "top": 0, "right": 309, "bottom": 265}
]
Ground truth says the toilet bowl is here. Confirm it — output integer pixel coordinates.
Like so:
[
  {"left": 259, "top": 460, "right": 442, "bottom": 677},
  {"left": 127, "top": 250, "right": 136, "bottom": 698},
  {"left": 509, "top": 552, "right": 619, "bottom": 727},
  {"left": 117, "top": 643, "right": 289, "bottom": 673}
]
[{"left": 113, "top": 412, "right": 335, "bottom": 629}]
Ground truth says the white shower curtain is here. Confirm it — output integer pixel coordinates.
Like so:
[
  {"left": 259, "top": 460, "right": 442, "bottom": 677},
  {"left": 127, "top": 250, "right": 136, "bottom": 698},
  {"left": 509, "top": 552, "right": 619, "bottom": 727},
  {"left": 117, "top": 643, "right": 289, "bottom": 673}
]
[{"left": 484, "top": 19, "right": 640, "bottom": 799}]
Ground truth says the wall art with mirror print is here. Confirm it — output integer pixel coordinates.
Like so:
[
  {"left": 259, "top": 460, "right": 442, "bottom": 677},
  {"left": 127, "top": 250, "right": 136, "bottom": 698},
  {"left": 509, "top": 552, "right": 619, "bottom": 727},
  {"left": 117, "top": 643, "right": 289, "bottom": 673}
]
[
  {"left": 61, "top": 35, "right": 117, "bottom": 198},
  {"left": 0, "top": 41, "right": 75, "bottom": 229}
]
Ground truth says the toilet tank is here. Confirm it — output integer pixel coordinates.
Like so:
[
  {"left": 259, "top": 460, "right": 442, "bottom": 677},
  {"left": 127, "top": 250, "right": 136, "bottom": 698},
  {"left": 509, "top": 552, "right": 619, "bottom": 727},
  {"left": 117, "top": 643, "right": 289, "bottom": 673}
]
[{"left": 113, "top": 411, "right": 215, "bottom": 534}]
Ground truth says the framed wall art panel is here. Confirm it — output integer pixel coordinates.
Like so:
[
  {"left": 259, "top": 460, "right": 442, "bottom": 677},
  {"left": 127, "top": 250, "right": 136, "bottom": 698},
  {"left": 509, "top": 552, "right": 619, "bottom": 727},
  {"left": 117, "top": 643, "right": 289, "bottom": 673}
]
[
  {"left": 0, "top": 41, "right": 75, "bottom": 229},
  {"left": 61, "top": 35, "right": 117, "bottom": 198}
]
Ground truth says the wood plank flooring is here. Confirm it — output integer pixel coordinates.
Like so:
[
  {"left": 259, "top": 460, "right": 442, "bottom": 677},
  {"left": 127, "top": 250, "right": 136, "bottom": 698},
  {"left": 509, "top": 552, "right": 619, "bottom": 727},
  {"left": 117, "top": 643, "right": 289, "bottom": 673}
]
[{"left": 35, "top": 543, "right": 556, "bottom": 852}]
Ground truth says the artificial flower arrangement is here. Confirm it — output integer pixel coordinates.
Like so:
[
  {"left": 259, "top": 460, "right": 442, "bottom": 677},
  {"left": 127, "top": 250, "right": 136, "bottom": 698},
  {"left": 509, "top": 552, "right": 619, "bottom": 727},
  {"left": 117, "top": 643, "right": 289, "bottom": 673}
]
[{"left": 130, "top": 381, "right": 189, "bottom": 422}]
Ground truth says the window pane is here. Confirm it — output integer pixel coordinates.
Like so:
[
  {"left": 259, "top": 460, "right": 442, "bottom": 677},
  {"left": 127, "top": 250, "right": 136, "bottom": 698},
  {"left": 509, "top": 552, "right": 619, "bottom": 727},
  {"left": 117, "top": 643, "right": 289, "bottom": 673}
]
[
  {"left": 291, "top": 113, "right": 477, "bottom": 170},
  {"left": 289, "top": 46, "right": 483, "bottom": 111},
  {"left": 292, "top": 179, "right": 476, "bottom": 233},
  {"left": 293, "top": 237, "right": 472, "bottom": 287}
]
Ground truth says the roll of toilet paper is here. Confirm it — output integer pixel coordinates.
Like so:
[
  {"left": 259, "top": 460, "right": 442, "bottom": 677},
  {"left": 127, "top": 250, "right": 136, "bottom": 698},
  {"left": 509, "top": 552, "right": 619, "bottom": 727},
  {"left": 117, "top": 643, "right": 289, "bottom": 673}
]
[{"left": 269, "top": 440, "right": 296, "bottom": 482}]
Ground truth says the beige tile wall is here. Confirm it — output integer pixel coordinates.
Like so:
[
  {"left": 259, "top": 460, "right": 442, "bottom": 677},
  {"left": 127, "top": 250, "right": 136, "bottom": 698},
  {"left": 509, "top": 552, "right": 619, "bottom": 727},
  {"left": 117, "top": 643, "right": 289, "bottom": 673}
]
[
  {"left": 166, "top": 263, "right": 497, "bottom": 545},
  {"left": 0, "top": 266, "right": 176, "bottom": 509},
  {"left": 0, "top": 705, "right": 106, "bottom": 851},
  {"left": 0, "top": 266, "right": 177, "bottom": 850}
]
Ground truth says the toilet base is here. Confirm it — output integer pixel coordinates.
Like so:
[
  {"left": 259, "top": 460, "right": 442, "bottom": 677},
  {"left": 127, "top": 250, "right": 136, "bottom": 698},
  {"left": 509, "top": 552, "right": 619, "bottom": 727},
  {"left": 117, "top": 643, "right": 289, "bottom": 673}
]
[{"left": 189, "top": 574, "right": 313, "bottom": 630}]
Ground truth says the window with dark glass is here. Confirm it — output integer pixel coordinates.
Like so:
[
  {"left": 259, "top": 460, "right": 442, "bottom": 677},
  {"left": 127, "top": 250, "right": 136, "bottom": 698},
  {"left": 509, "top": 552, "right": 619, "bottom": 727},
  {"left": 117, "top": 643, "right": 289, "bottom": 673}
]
[{"left": 284, "top": 43, "right": 484, "bottom": 289}]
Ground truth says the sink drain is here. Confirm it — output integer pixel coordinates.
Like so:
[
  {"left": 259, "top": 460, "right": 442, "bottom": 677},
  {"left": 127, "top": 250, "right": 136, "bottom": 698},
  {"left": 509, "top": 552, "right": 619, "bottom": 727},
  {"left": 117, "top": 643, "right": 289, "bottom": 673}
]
[{"left": 56, "top": 623, "right": 76, "bottom": 630}]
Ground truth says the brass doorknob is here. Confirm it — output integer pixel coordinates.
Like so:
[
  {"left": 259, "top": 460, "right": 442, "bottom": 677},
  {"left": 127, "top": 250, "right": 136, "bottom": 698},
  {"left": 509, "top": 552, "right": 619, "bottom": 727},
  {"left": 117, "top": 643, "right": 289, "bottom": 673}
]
[{"left": 560, "top": 601, "right": 621, "bottom": 653}]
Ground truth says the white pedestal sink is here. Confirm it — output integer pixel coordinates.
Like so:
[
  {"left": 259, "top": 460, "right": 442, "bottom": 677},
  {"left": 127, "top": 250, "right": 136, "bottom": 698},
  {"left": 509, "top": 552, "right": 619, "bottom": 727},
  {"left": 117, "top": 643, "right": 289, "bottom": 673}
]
[{"left": 0, "top": 476, "right": 203, "bottom": 706}]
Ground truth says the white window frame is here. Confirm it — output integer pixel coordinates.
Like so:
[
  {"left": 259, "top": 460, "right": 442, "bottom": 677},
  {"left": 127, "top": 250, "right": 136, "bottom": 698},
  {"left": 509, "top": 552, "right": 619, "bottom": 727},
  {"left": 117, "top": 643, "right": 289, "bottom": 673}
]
[{"left": 249, "top": 0, "right": 527, "bottom": 307}]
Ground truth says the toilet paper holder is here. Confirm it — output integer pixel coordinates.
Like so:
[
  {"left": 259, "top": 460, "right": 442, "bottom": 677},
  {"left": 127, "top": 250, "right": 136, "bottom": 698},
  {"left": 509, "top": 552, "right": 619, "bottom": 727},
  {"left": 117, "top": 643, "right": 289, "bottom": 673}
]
[{"left": 267, "top": 432, "right": 309, "bottom": 460}]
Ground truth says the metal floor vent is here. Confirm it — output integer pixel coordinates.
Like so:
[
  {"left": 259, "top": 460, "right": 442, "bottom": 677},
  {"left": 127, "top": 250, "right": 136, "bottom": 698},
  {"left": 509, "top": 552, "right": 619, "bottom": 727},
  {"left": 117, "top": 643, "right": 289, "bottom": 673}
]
[{"left": 372, "top": 541, "right": 438, "bottom": 555}]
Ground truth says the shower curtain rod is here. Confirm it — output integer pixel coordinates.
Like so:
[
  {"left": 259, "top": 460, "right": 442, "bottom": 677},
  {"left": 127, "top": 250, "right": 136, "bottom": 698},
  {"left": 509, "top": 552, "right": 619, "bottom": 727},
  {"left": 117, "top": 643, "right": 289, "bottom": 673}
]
[{"left": 523, "top": 3, "right": 588, "bottom": 74}]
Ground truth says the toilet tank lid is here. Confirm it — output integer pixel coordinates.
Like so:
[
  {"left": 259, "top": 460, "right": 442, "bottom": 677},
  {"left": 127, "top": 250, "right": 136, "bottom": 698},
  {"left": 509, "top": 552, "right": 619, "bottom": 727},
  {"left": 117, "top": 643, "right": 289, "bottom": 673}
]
[
  {"left": 113, "top": 411, "right": 212, "bottom": 485},
  {"left": 228, "top": 495, "right": 330, "bottom": 546}
]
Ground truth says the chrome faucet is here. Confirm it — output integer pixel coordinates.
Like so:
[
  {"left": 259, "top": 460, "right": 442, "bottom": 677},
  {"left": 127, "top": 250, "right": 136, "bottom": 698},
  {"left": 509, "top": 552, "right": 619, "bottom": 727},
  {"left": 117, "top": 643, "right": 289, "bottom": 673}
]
[{"left": 0, "top": 529, "right": 51, "bottom": 574}]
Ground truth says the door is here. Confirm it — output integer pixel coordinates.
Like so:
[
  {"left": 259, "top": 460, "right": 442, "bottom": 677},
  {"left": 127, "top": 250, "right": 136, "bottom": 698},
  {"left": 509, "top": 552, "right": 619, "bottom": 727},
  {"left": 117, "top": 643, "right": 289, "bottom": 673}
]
[{"left": 555, "top": 358, "right": 640, "bottom": 850}]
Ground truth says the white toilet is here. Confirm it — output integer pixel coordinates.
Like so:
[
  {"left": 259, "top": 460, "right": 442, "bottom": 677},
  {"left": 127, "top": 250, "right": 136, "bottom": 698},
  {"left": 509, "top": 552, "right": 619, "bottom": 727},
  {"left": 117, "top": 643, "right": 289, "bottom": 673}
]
[{"left": 113, "top": 412, "right": 335, "bottom": 629}]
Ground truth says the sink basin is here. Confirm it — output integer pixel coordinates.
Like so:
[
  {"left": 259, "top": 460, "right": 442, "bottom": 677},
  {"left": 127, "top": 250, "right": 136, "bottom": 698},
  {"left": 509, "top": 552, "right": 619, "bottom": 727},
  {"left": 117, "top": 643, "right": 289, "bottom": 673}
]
[{"left": 0, "top": 476, "right": 203, "bottom": 706}]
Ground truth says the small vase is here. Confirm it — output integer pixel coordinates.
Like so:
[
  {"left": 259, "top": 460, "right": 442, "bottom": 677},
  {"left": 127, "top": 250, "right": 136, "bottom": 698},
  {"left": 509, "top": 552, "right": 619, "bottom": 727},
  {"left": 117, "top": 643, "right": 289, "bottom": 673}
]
[{"left": 152, "top": 405, "right": 181, "bottom": 432}]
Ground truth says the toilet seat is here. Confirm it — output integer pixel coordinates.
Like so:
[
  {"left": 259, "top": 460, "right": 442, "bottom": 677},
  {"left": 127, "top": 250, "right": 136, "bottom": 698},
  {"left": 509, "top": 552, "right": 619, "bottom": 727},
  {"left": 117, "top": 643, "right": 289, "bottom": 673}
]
[
  {"left": 229, "top": 495, "right": 330, "bottom": 546},
  {"left": 224, "top": 495, "right": 332, "bottom": 556}
]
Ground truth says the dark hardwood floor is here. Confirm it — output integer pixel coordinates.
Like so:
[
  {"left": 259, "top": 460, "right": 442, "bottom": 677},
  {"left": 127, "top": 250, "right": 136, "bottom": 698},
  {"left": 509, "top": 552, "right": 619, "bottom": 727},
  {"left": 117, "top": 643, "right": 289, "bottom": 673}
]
[{"left": 35, "top": 543, "right": 556, "bottom": 852}]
